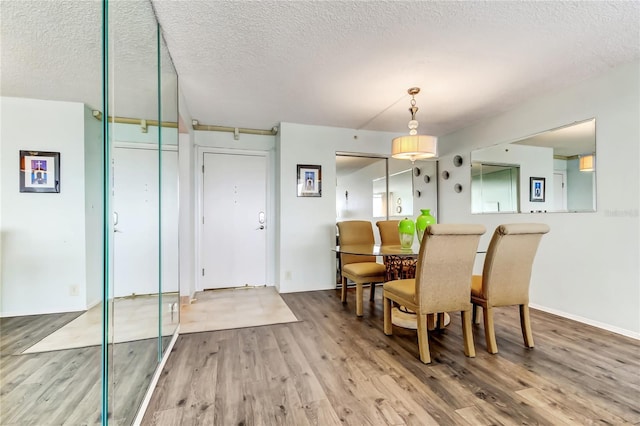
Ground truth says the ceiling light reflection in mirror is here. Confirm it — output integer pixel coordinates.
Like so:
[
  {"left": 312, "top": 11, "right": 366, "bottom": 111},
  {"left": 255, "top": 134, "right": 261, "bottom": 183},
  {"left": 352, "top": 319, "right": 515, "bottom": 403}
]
[{"left": 471, "top": 119, "right": 596, "bottom": 214}]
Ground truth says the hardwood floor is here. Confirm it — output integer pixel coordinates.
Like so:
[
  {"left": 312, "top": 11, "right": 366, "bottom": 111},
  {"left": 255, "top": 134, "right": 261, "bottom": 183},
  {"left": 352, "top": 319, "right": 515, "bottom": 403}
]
[
  {"left": 143, "top": 289, "right": 640, "bottom": 425},
  {"left": 0, "top": 313, "right": 170, "bottom": 425}
]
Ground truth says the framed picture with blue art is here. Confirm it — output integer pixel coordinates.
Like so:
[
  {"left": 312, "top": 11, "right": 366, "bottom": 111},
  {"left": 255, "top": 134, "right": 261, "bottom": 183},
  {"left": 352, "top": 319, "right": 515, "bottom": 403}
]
[
  {"left": 19, "top": 150, "right": 60, "bottom": 193},
  {"left": 297, "top": 164, "right": 321, "bottom": 197},
  {"left": 529, "top": 177, "right": 545, "bottom": 202}
]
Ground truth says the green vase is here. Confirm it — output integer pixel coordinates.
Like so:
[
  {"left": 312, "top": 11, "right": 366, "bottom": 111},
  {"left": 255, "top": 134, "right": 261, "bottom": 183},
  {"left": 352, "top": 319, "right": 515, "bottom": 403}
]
[
  {"left": 398, "top": 218, "right": 415, "bottom": 249},
  {"left": 416, "top": 209, "right": 436, "bottom": 243}
]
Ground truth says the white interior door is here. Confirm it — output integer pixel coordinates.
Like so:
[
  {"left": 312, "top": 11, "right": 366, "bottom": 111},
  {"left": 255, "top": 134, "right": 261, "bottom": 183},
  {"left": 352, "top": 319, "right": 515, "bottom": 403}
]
[
  {"left": 113, "top": 146, "right": 179, "bottom": 298},
  {"left": 553, "top": 171, "right": 567, "bottom": 212},
  {"left": 201, "top": 152, "right": 266, "bottom": 289}
]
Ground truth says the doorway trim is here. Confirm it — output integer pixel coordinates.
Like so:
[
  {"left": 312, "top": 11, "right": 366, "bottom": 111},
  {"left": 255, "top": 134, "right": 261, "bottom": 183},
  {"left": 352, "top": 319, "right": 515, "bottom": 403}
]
[
  {"left": 195, "top": 146, "right": 275, "bottom": 292},
  {"left": 553, "top": 170, "right": 568, "bottom": 212}
]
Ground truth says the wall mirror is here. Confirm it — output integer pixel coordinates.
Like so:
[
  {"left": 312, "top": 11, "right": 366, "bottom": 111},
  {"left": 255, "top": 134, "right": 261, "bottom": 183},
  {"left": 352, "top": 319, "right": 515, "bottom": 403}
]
[
  {"left": 109, "top": 1, "right": 169, "bottom": 423},
  {"left": 374, "top": 168, "right": 414, "bottom": 218},
  {"left": 1, "top": 1, "right": 104, "bottom": 424},
  {"left": 336, "top": 155, "right": 414, "bottom": 222},
  {"left": 0, "top": 1, "right": 178, "bottom": 424},
  {"left": 471, "top": 119, "right": 596, "bottom": 214},
  {"left": 335, "top": 153, "right": 437, "bottom": 240},
  {"left": 159, "top": 30, "right": 180, "bottom": 354},
  {"left": 336, "top": 155, "right": 387, "bottom": 222}
]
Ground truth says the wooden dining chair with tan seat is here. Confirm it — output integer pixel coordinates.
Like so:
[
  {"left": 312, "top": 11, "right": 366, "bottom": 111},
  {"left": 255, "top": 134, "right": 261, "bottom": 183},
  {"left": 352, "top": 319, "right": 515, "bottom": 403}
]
[
  {"left": 383, "top": 224, "right": 486, "bottom": 364},
  {"left": 471, "top": 223, "right": 550, "bottom": 354},
  {"left": 376, "top": 220, "right": 417, "bottom": 281},
  {"left": 336, "top": 220, "right": 386, "bottom": 316}
]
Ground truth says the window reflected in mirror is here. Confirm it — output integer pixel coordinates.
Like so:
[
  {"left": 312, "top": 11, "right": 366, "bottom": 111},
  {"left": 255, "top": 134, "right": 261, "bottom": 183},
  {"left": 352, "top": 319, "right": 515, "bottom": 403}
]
[
  {"left": 471, "top": 163, "right": 519, "bottom": 213},
  {"left": 471, "top": 119, "right": 596, "bottom": 214},
  {"left": 374, "top": 169, "right": 413, "bottom": 218}
]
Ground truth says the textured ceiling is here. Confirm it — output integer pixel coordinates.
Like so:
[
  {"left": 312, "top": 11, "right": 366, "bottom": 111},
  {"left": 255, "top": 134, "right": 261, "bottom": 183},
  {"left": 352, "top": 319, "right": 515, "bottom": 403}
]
[
  {"left": 152, "top": 0, "right": 640, "bottom": 135},
  {"left": 1, "top": 1, "right": 102, "bottom": 109},
  {"left": 1, "top": 0, "right": 175, "bottom": 120},
  {"left": 1, "top": 1, "right": 639, "bottom": 137}
]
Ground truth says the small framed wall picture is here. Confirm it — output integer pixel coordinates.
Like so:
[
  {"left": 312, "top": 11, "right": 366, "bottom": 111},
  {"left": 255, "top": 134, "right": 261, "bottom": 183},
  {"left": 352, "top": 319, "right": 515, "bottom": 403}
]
[
  {"left": 529, "top": 177, "right": 545, "bottom": 202},
  {"left": 19, "top": 150, "right": 60, "bottom": 193},
  {"left": 297, "top": 164, "right": 322, "bottom": 197}
]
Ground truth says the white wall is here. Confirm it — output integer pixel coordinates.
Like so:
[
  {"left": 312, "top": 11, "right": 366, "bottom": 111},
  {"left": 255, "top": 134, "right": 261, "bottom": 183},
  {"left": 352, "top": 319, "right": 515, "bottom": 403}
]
[
  {"left": 436, "top": 61, "right": 640, "bottom": 337},
  {"left": 412, "top": 160, "right": 438, "bottom": 220},
  {"left": 1, "top": 97, "right": 97, "bottom": 315},
  {"left": 111, "top": 122, "right": 178, "bottom": 145},
  {"left": 276, "top": 123, "right": 403, "bottom": 293}
]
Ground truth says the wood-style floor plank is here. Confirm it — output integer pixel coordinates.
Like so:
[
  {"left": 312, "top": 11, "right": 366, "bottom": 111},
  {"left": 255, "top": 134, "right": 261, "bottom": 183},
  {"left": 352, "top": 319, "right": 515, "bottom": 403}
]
[
  {"left": 142, "top": 289, "right": 640, "bottom": 425},
  {"left": 0, "top": 336, "right": 161, "bottom": 425},
  {"left": 0, "top": 312, "right": 83, "bottom": 355}
]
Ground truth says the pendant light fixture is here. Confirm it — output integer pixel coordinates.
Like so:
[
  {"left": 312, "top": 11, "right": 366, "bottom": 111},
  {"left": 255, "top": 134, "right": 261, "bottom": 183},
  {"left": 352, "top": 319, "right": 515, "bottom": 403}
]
[{"left": 391, "top": 87, "right": 437, "bottom": 162}]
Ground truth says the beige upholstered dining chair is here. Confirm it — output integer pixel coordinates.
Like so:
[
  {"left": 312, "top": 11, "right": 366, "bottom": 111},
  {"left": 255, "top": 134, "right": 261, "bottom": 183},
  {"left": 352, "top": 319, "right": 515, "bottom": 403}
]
[
  {"left": 376, "top": 220, "right": 401, "bottom": 245},
  {"left": 383, "top": 224, "right": 486, "bottom": 364},
  {"left": 376, "top": 220, "right": 417, "bottom": 280},
  {"left": 471, "top": 223, "right": 550, "bottom": 354},
  {"left": 336, "top": 221, "right": 386, "bottom": 316}
]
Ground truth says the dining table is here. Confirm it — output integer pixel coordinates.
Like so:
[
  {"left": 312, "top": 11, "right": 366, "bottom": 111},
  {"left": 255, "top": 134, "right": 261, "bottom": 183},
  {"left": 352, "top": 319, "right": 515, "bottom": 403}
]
[{"left": 333, "top": 243, "right": 486, "bottom": 330}]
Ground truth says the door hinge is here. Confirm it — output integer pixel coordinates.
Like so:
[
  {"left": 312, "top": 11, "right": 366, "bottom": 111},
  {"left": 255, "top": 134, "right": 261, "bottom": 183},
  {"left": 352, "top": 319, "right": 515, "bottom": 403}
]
[
  {"left": 202, "top": 216, "right": 205, "bottom": 224},
  {"left": 202, "top": 268, "right": 205, "bottom": 276},
  {"left": 202, "top": 164, "right": 204, "bottom": 173}
]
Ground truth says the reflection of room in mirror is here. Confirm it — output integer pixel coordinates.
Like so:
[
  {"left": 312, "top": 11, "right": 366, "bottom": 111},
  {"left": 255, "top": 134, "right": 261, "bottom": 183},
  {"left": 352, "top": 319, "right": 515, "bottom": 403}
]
[
  {"left": 335, "top": 155, "right": 437, "bottom": 244},
  {"left": 471, "top": 119, "right": 596, "bottom": 214},
  {"left": 0, "top": 0, "right": 180, "bottom": 423},
  {"left": 336, "top": 155, "right": 386, "bottom": 219},
  {"left": 379, "top": 169, "right": 414, "bottom": 218}
]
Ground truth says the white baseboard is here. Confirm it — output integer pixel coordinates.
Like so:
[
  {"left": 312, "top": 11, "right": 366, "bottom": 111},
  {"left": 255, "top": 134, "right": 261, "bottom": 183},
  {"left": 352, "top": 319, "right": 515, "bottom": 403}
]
[
  {"left": 86, "top": 299, "right": 101, "bottom": 311},
  {"left": 132, "top": 326, "right": 180, "bottom": 426},
  {"left": 529, "top": 303, "right": 640, "bottom": 340}
]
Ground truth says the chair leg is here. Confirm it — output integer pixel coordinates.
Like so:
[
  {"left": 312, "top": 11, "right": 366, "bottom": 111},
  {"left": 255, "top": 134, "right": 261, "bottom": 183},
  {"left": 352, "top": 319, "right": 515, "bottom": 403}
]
[
  {"left": 426, "top": 313, "right": 437, "bottom": 330},
  {"left": 472, "top": 304, "right": 480, "bottom": 324},
  {"left": 383, "top": 297, "right": 393, "bottom": 335},
  {"left": 520, "top": 304, "right": 535, "bottom": 348},
  {"left": 483, "top": 306, "right": 498, "bottom": 354},
  {"left": 341, "top": 277, "right": 348, "bottom": 303},
  {"left": 461, "top": 310, "right": 476, "bottom": 358},
  {"left": 417, "top": 313, "right": 431, "bottom": 364},
  {"left": 369, "top": 283, "right": 376, "bottom": 301},
  {"left": 356, "top": 283, "right": 364, "bottom": 316}
]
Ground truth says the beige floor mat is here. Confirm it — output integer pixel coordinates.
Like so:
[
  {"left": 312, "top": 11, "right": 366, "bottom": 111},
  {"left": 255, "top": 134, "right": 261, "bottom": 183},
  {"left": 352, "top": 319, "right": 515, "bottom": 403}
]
[{"left": 179, "top": 286, "right": 298, "bottom": 334}]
